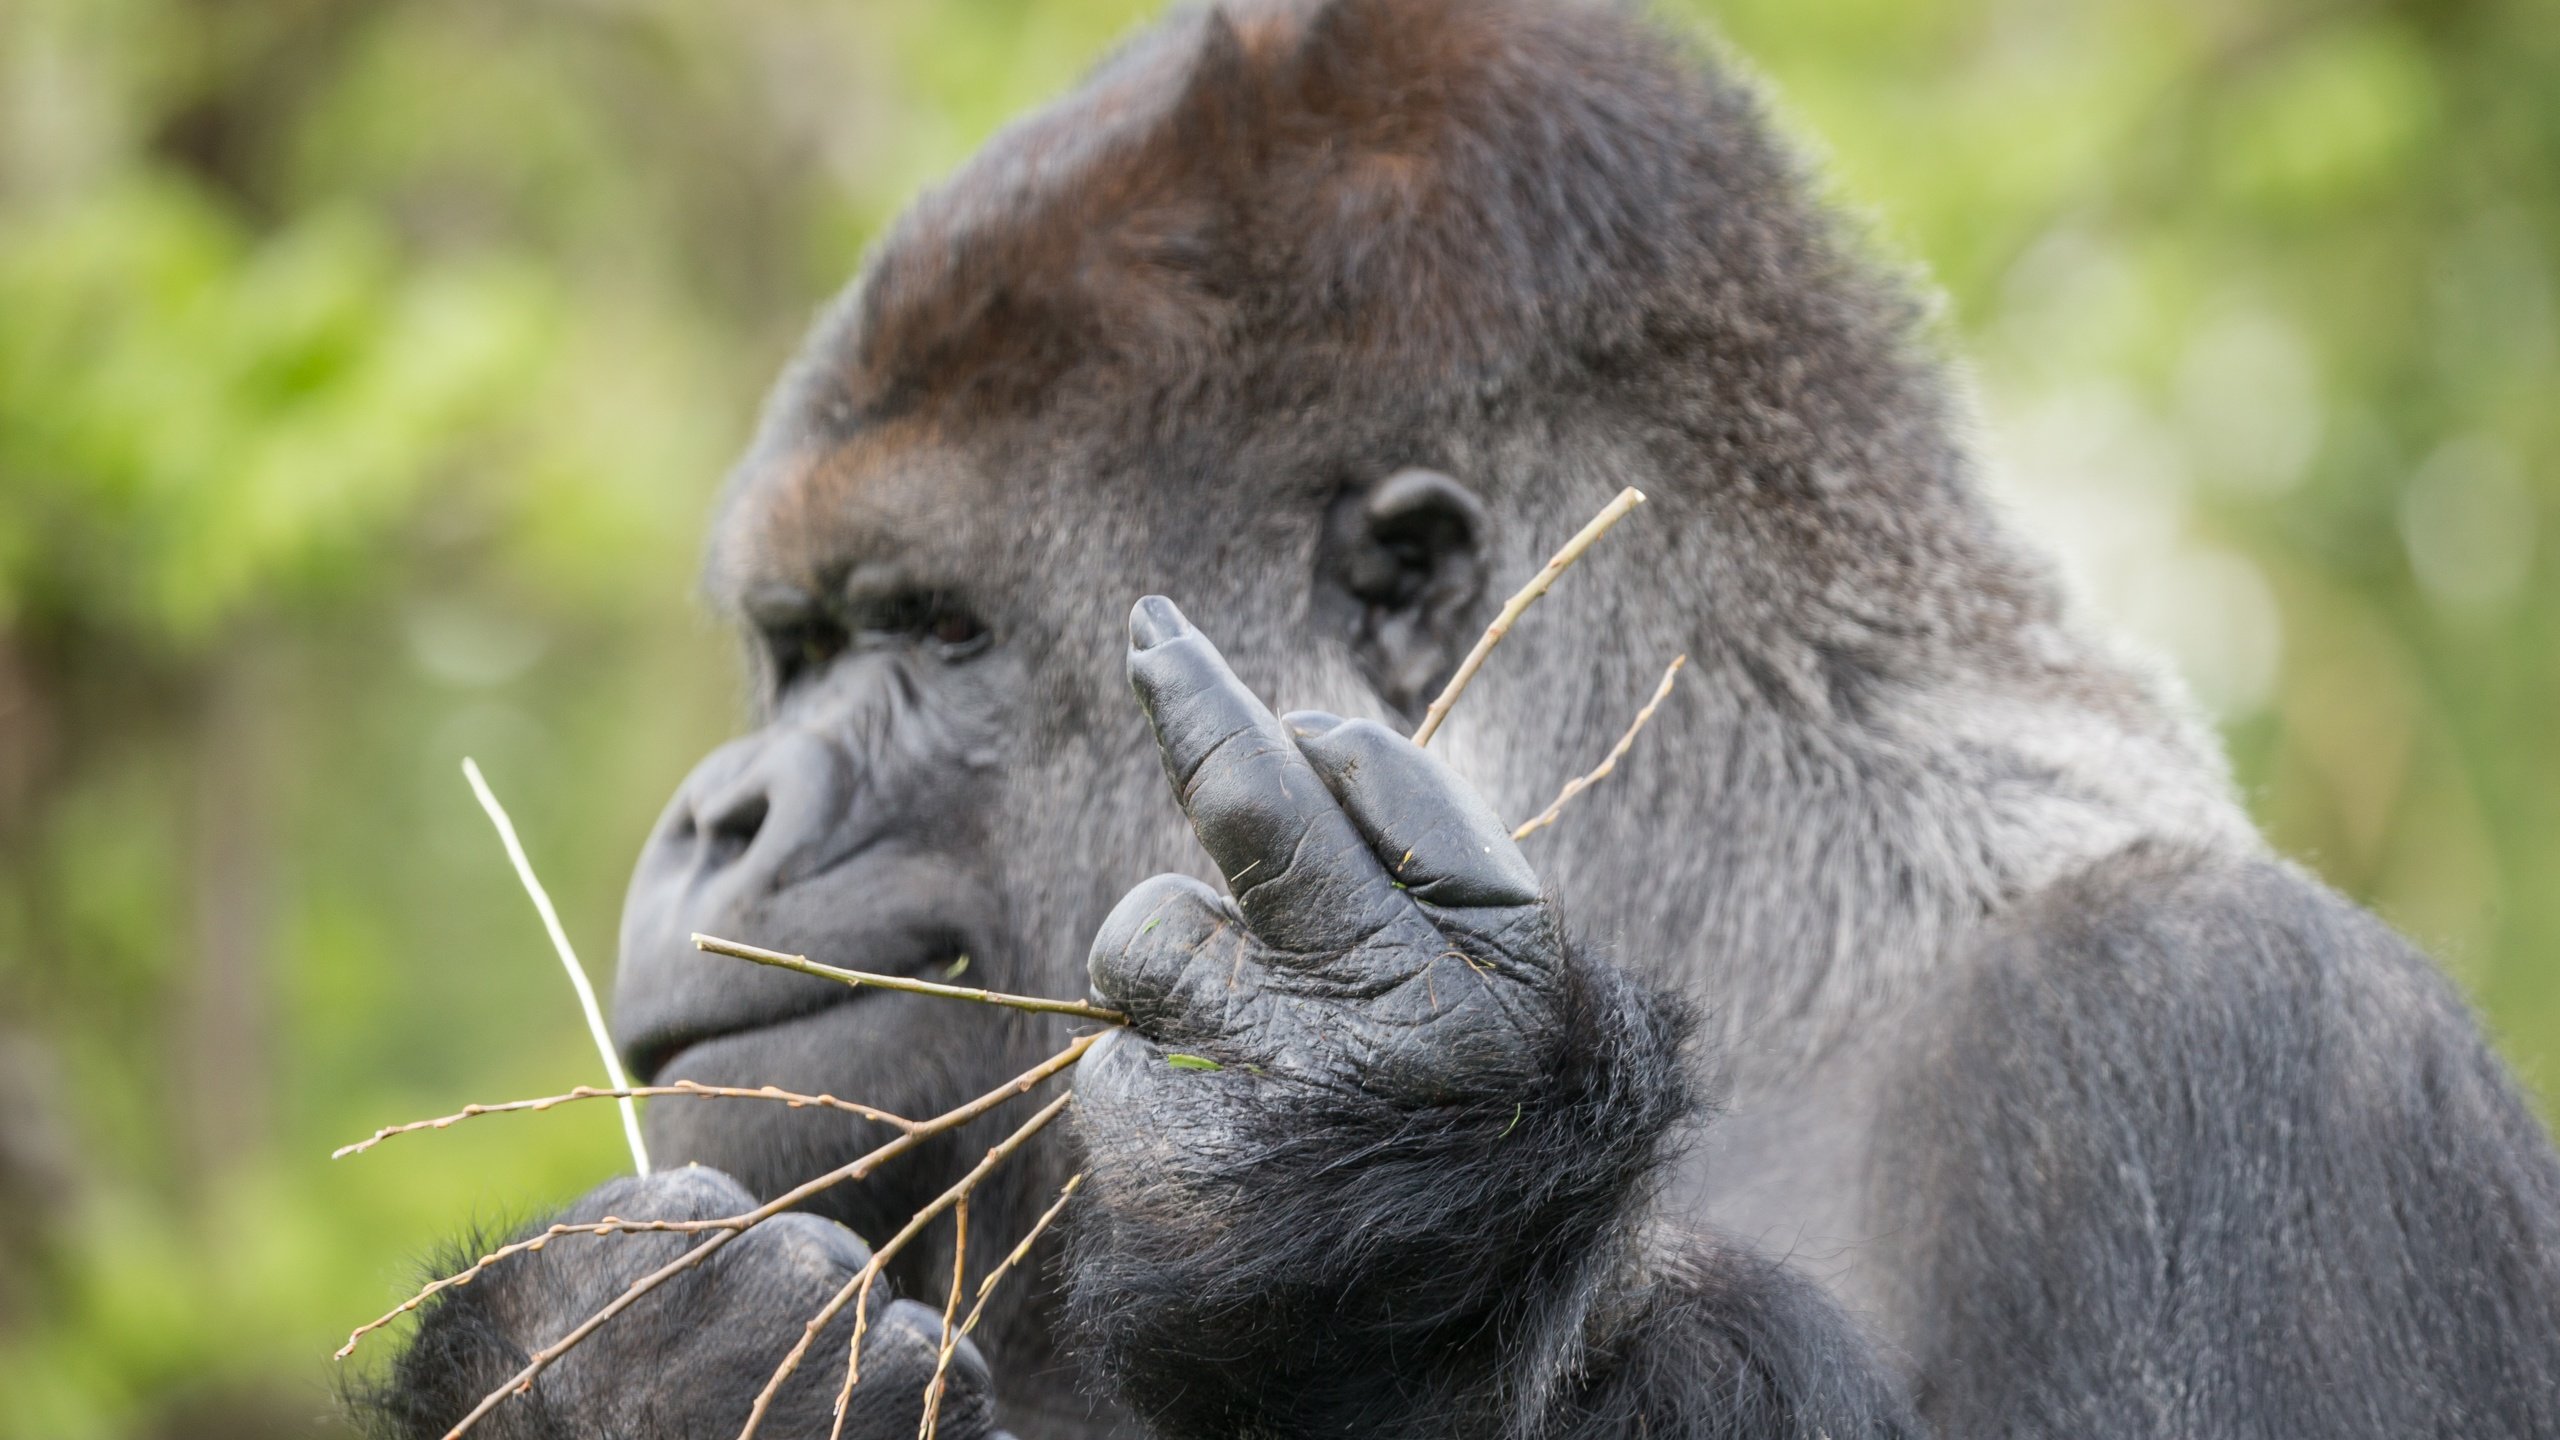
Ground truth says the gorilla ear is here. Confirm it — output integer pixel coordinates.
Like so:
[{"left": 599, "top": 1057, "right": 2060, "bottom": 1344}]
[{"left": 1315, "top": 468, "right": 1489, "bottom": 723}]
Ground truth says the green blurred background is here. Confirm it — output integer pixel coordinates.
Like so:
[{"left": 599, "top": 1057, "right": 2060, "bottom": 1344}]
[{"left": 0, "top": 0, "right": 2552, "bottom": 1433}]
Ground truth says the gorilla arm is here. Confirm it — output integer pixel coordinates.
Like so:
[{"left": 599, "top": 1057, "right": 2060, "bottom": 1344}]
[
  {"left": 1066, "top": 598, "right": 1918, "bottom": 1440},
  {"left": 1881, "top": 849, "right": 2560, "bottom": 1437}
]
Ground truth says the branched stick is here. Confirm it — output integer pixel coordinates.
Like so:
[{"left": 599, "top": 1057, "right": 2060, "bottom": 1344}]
[
  {"left": 336, "top": 1216, "right": 731, "bottom": 1358},
  {"left": 1411, "top": 486, "right": 1646, "bottom": 747},
  {"left": 695, "top": 934, "right": 1129, "bottom": 1024},
  {"left": 337, "top": 1035, "right": 1089, "bottom": 1377},
  {"left": 464, "top": 757, "right": 650, "bottom": 1175},
  {"left": 1511, "top": 654, "right": 1687, "bottom": 840},
  {"left": 724, "top": 1093, "right": 1077, "bottom": 1440},
  {"left": 336, "top": 1082, "right": 916, "bottom": 1159},
  {"left": 428, "top": 1045, "right": 1091, "bottom": 1440},
  {"left": 336, "top": 1036, "right": 1083, "bottom": 1361}
]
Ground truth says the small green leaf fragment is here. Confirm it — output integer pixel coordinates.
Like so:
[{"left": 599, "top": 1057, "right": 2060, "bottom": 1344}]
[
  {"left": 1164, "top": 1053, "right": 1224, "bottom": 1071},
  {"left": 1140, "top": 918, "right": 1162, "bottom": 936},
  {"left": 1499, "top": 1102, "right": 1523, "bottom": 1139},
  {"left": 943, "top": 955, "right": 971, "bottom": 979}
]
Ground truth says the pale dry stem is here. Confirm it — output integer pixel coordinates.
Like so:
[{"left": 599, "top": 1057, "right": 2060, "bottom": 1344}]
[
  {"left": 1511, "top": 654, "right": 1687, "bottom": 840},
  {"left": 337, "top": 1216, "right": 727, "bottom": 1361},
  {"left": 1411, "top": 486, "right": 1646, "bottom": 747},
  {"left": 695, "top": 934, "right": 1129, "bottom": 1025},
  {"left": 917, "top": 1196, "right": 970, "bottom": 1440},
  {"left": 957, "top": 1172, "right": 1083, "bottom": 1340},
  {"left": 464, "top": 758, "right": 649, "bottom": 1175},
  {"left": 336, "top": 1083, "right": 915, "bottom": 1159}
]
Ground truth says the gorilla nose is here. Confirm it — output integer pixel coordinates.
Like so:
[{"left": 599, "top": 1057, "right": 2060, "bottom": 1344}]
[{"left": 645, "top": 729, "right": 855, "bottom": 902}]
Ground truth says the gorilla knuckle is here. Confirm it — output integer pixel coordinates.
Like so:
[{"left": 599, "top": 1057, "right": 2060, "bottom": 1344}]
[
  {"left": 727, "top": 1209, "right": 874, "bottom": 1288},
  {"left": 564, "top": 1164, "right": 755, "bottom": 1226}
]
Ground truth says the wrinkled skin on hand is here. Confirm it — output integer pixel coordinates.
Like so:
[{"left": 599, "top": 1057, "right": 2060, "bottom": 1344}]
[
  {"left": 1080, "top": 594, "right": 1571, "bottom": 1118},
  {"left": 373, "top": 1167, "right": 1004, "bottom": 1440}
]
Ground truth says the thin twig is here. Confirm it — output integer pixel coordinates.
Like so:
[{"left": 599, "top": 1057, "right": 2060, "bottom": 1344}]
[
  {"left": 695, "top": 934, "right": 1129, "bottom": 1025},
  {"left": 1511, "top": 654, "right": 1687, "bottom": 840},
  {"left": 335, "top": 1083, "right": 915, "bottom": 1159},
  {"left": 957, "top": 1172, "right": 1082, "bottom": 1339},
  {"left": 1411, "top": 487, "right": 1646, "bottom": 747},
  {"left": 918, "top": 1196, "right": 971, "bottom": 1440},
  {"left": 723, "top": 1093, "right": 1076, "bottom": 1440},
  {"left": 429, "top": 1045, "right": 1092, "bottom": 1440},
  {"left": 337, "top": 1213, "right": 789, "bottom": 1358},
  {"left": 465, "top": 757, "right": 649, "bottom": 1176}
]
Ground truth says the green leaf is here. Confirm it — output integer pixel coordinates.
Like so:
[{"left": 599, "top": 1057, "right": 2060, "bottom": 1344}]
[{"left": 1164, "top": 1053, "right": 1224, "bottom": 1071}]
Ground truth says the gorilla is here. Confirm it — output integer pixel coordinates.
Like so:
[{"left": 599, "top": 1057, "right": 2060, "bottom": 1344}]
[{"left": 363, "top": 1, "right": 2560, "bottom": 1436}]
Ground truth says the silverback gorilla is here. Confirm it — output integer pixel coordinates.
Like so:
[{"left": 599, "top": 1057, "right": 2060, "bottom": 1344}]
[{"left": 365, "top": 2, "right": 2560, "bottom": 1436}]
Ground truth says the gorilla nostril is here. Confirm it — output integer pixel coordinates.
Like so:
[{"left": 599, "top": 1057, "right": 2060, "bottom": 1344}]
[{"left": 701, "top": 793, "right": 770, "bottom": 868}]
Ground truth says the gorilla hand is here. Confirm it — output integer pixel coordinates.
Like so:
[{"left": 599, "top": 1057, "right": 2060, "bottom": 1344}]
[
  {"left": 368, "top": 1167, "right": 1003, "bottom": 1440},
  {"left": 1089, "top": 593, "right": 1570, "bottom": 1103},
  {"left": 1067, "top": 597, "right": 1694, "bottom": 1440}
]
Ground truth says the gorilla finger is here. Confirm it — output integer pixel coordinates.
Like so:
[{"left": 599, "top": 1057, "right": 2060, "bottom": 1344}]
[
  {"left": 875, "top": 1298, "right": 995, "bottom": 1397},
  {"left": 1126, "top": 596, "right": 1394, "bottom": 950},
  {"left": 1283, "top": 714, "right": 1541, "bottom": 908},
  {"left": 1088, "top": 873, "right": 1256, "bottom": 1038}
]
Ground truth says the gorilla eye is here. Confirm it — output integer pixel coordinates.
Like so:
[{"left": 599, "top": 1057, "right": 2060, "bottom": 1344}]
[
  {"left": 851, "top": 590, "right": 992, "bottom": 661},
  {"left": 927, "top": 610, "right": 989, "bottom": 654},
  {"left": 767, "top": 617, "right": 850, "bottom": 692}
]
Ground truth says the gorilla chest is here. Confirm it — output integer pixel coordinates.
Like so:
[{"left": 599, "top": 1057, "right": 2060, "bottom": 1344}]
[{"left": 1671, "top": 1043, "right": 1901, "bottom": 1323}]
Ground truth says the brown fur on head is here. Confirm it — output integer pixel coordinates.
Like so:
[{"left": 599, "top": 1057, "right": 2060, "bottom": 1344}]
[{"left": 791, "top": 0, "right": 1907, "bottom": 437}]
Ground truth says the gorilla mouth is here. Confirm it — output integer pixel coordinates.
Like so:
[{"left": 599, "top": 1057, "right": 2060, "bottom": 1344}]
[{"left": 623, "top": 933, "right": 973, "bottom": 1084}]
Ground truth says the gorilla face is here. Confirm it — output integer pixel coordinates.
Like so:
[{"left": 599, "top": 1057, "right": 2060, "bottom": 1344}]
[
  {"left": 616, "top": 433, "right": 1015, "bottom": 1077},
  {"left": 610, "top": 308, "right": 1506, "bottom": 1240},
  {"left": 610, "top": 399, "right": 1159, "bottom": 1236}
]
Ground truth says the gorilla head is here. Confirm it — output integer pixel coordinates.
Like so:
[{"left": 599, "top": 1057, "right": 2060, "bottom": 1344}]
[{"left": 615, "top": 0, "right": 2151, "bottom": 1274}]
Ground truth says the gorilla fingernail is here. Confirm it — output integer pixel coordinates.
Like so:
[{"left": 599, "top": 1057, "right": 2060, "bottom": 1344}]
[
  {"left": 1284, "top": 710, "right": 1348, "bottom": 739},
  {"left": 1129, "top": 595, "right": 1193, "bottom": 650}
]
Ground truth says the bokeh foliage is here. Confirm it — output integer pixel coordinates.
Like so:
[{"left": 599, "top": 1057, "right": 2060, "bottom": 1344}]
[{"left": 0, "top": 0, "right": 2551, "bottom": 1434}]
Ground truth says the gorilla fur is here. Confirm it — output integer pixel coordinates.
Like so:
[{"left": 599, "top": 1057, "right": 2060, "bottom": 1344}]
[{"left": 364, "top": 1, "right": 2560, "bottom": 1437}]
